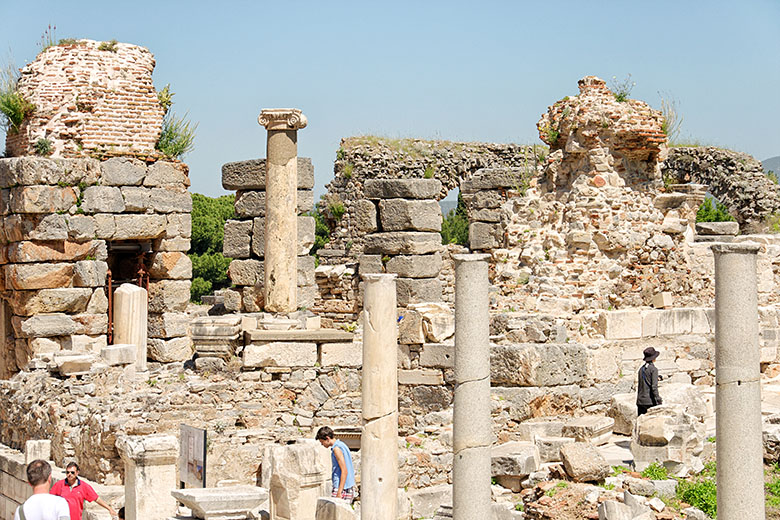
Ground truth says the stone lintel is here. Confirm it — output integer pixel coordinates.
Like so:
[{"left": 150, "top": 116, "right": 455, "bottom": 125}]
[{"left": 245, "top": 329, "right": 354, "bottom": 343}]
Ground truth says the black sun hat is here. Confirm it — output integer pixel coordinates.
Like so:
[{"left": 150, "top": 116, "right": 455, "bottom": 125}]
[{"left": 643, "top": 347, "right": 660, "bottom": 362}]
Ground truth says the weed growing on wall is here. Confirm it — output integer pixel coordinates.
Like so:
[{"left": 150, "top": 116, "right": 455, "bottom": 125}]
[
  {"left": 37, "top": 24, "right": 57, "bottom": 53},
  {"left": 0, "top": 62, "right": 35, "bottom": 134},
  {"left": 157, "top": 111, "right": 198, "bottom": 159},
  {"left": 34, "top": 138, "right": 52, "bottom": 156},
  {"left": 609, "top": 74, "right": 635, "bottom": 102},
  {"left": 659, "top": 92, "right": 683, "bottom": 142},
  {"left": 98, "top": 39, "right": 118, "bottom": 52}
]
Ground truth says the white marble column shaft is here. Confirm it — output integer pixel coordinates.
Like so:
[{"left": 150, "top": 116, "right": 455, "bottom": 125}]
[
  {"left": 113, "top": 283, "right": 148, "bottom": 371},
  {"left": 360, "top": 274, "right": 398, "bottom": 520},
  {"left": 452, "top": 254, "right": 492, "bottom": 520},
  {"left": 258, "top": 108, "right": 307, "bottom": 313},
  {"left": 712, "top": 243, "right": 765, "bottom": 520}
]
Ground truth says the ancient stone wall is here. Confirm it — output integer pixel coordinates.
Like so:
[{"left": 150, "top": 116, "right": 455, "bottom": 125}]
[
  {"left": 221, "top": 158, "right": 316, "bottom": 312},
  {"left": 5, "top": 40, "right": 163, "bottom": 158},
  {"left": 663, "top": 146, "right": 780, "bottom": 231},
  {"left": 0, "top": 157, "right": 192, "bottom": 378},
  {"left": 318, "top": 137, "right": 544, "bottom": 263}
]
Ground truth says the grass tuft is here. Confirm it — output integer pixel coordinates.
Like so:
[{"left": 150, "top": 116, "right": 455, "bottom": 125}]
[{"left": 156, "top": 111, "right": 197, "bottom": 159}]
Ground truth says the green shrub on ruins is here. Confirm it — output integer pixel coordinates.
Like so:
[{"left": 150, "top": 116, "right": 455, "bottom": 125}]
[
  {"left": 98, "top": 39, "right": 118, "bottom": 52},
  {"left": 609, "top": 74, "right": 635, "bottom": 102},
  {"left": 157, "top": 111, "right": 198, "bottom": 159},
  {"left": 34, "top": 138, "right": 52, "bottom": 156},
  {"left": 696, "top": 197, "right": 735, "bottom": 223},
  {"left": 0, "top": 62, "right": 35, "bottom": 134}
]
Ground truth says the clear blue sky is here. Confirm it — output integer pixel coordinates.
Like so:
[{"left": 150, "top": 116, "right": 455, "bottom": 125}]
[{"left": 1, "top": 0, "right": 778, "bottom": 199}]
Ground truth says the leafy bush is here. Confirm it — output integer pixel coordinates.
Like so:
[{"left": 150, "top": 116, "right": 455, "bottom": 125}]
[
  {"left": 641, "top": 462, "right": 669, "bottom": 480},
  {"left": 441, "top": 193, "right": 469, "bottom": 246},
  {"left": 696, "top": 197, "right": 735, "bottom": 223},
  {"left": 189, "top": 193, "right": 235, "bottom": 302},
  {"left": 768, "top": 170, "right": 778, "bottom": 184},
  {"left": 157, "top": 111, "right": 197, "bottom": 159},
  {"left": 677, "top": 478, "right": 716, "bottom": 517},
  {"left": 0, "top": 63, "right": 35, "bottom": 133}
]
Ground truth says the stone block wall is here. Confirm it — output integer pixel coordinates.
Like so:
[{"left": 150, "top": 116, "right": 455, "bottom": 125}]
[
  {"left": 312, "top": 264, "right": 360, "bottom": 327},
  {"left": 461, "top": 168, "right": 528, "bottom": 251},
  {"left": 0, "top": 157, "right": 192, "bottom": 378},
  {"left": 6, "top": 40, "right": 163, "bottom": 159},
  {"left": 221, "top": 158, "right": 316, "bottom": 312}
]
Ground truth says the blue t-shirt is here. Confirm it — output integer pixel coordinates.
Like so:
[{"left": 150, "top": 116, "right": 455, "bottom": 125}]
[{"left": 331, "top": 439, "right": 356, "bottom": 491}]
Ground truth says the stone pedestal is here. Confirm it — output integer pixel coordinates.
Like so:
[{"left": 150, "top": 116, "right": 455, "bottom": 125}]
[
  {"left": 260, "top": 441, "right": 329, "bottom": 520},
  {"left": 452, "top": 254, "right": 491, "bottom": 520},
  {"left": 712, "top": 243, "right": 765, "bottom": 519},
  {"left": 361, "top": 274, "right": 398, "bottom": 520},
  {"left": 171, "top": 486, "right": 269, "bottom": 520},
  {"left": 117, "top": 434, "right": 178, "bottom": 520},
  {"left": 258, "top": 108, "right": 307, "bottom": 312},
  {"left": 113, "top": 283, "right": 148, "bottom": 371}
]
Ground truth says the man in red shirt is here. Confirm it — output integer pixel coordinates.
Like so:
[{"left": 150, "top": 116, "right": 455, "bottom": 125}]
[{"left": 50, "top": 462, "right": 118, "bottom": 520}]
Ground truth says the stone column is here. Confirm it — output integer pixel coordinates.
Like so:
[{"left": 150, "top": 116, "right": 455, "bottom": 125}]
[
  {"left": 712, "top": 243, "right": 765, "bottom": 520},
  {"left": 452, "top": 254, "right": 491, "bottom": 520},
  {"left": 258, "top": 108, "right": 307, "bottom": 313},
  {"left": 361, "top": 274, "right": 398, "bottom": 520},
  {"left": 113, "top": 283, "right": 148, "bottom": 371},
  {"left": 116, "top": 434, "right": 178, "bottom": 520}
]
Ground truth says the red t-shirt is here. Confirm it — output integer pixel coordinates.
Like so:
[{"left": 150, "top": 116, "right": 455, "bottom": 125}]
[{"left": 50, "top": 478, "right": 99, "bottom": 520}]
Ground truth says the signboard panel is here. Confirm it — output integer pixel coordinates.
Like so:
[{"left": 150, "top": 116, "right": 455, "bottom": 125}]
[{"left": 179, "top": 424, "right": 206, "bottom": 488}]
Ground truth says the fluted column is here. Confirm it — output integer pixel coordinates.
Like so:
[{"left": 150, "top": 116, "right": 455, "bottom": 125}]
[
  {"left": 360, "top": 274, "right": 398, "bottom": 520},
  {"left": 452, "top": 254, "right": 491, "bottom": 520},
  {"left": 113, "top": 283, "right": 148, "bottom": 371},
  {"left": 258, "top": 108, "right": 307, "bottom": 312},
  {"left": 712, "top": 243, "right": 765, "bottom": 520}
]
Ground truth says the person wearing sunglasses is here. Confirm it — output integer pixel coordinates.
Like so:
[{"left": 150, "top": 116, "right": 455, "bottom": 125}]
[{"left": 50, "top": 462, "right": 118, "bottom": 520}]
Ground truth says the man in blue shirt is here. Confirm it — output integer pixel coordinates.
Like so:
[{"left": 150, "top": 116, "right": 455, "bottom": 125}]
[{"left": 315, "top": 426, "right": 355, "bottom": 502}]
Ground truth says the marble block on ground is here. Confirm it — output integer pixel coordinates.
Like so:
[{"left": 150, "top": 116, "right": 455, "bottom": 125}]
[
  {"left": 171, "top": 485, "right": 268, "bottom": 520},
  {"left": 562, "top": 416, "right": 614, "bottom": 446}
]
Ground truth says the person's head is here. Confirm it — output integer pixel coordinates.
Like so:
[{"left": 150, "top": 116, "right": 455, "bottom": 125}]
[
  {"left": 65, "top": 461, "right": 79, "bottom": 485},
  {"left": 26, "top": 459, "right": 52, "bottom": 487},
  {"left": 118, "top": 507, "right": 125, "bottom": 519},
  {"left": 315, "top": 426, "right": 335, "bottom": 448},
  {"left": 643, "top": 347, "right": 660, "bottom": 363}
]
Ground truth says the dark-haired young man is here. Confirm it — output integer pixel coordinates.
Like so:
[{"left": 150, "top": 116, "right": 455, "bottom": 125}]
[
  {"left": 50, "top": 462, "right": 117, "bottom": 520},
  {"left": 14, "top": 459, "right": 70, "bottom": 520},
  {"left": 315, "top": 426, "right": 356, "bottom": 503}
]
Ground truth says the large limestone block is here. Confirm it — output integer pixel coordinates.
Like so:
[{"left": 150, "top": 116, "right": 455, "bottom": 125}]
[
  {"left": 55, "top": 353, "right": 95, "bottom": 375},
  {"left": 321, "top": 342, "right": 362, "bottom": 367},
  {"left": 535, "top": 436, "right": 575, "bottom": 463},
  {"left": 0, "top": 157, "right": 100, "bottom": 187},
  {"left": 398, "top": 309, "right": 424, "bottom": 344},
  {"left": 73, "top": 260, "right": 108, "bottom": 287},
  {"left": 252, "top": 215, "right": 316, "bottom": 257},
  {"left": 468, "top": 221, "right": 503, "bottom": 250},
  {"left": 491, "top": 343, "right": 587, "bottom": 386},
  {"left": 597, "top": 501, "right": 633, "bottom": 520},
  {"left": 5, "top": 213, "right": 68, "bottom": 241},
  {"left": 148, "top": 252, "right": 192, "bottom": 280},
  {"left": 364, "top": 178, "right": 442, "bottom": 199},
  {"left": 560, "top": 442, "right": 610, "bottom": 482},
  {"left": 398, "top": 368, "right": 443, "bottom": 385},
  {"left": 607, "top": 393, "right": 637, "bottom": 435},
  {"left": 460, "top": 168, "right": 526, "bottom": 191},
  {"left": 364, "top": 232, "right": 442, "bottom": 255},
  {"left": 630, "top": 405, "right": 706, "bottom": 474},
  {"left": 695, "top": 221, "right": 739, "bottom": 236},
  {"left": 143, "top": 161, "right": 190, "bottom": 187},
  {"left": 111, "top": 214, "right": 167, "bottom": 239},
  {"left": 243, "top": 342, "right": 317, "bottom": 368},
  {"left": 72, "top": 313, "right": 108, "bottom": 335},
  {"left": 562, "top": 416, "right": 615, "bottom": 446},
  {"left": 596, "top": 310, "right": 643, "bottom": 340},
  {"left": 148, "top": 337, "right": 192, "bottom": 363},
  {"left": 315, "top": 497, "right": 357, "bottom": 520},
  {"left": 385, "top": 253, "right": 442, "bottom": 279},
  {"left": 260, "top": 441, "right": 330, "bottom": 520},
  {"left": 234, "top": 189, "right": 313, "bottom": 217},
  {"left": 228, "top": 259, "right": 264, "bottom": 286},
  {"left": 379, "top": 199, "right": 442, "bottom": 232},
  {"left": 221, "top": 157, "right": 314, "bottom": 190},
  {"left": 165, "top": 213, "right": 192, "bottom": 239},
  {"left": 148, "top": 280, "right": 191, "bottom": 313},
  {"left": 354, "top": 199, "right": 377, "bottom": 233},
  {"left": 396, "top": 278, "right": 442, "bottom": 306},
  {"left": 12, "top": 313, "right": 77, "bottom": 338},
  {"left": 101, "top": 157, "right": 146, "bottom": 185},
  {"left": 7, "top": 240, "right": 106, "bottom": 263},
  {"left": 120, "top": 186, "right": 151, "bottom": 212},
  {"left": 171, "top": 486, "right": 270, "bottom": 520},
  {"left": 8, "top": 288, "right": 93, "bottom": 315},
  {"left": 408, "top": 302, "right": 454, "bottom": 342},
  {"left": 150, "top": 187, "right": 192, "bottom": 213},
  {"left": 223, "top": 219, "right": 253, "bottom": 258},
  {"left": 419, "top": 343, "right": 454, "bottom": 368},
  {"left": 494, "top": 387, "right": 581, "bottom": 425},
  {"left": 101, "top": 343, "right": 135, "bottom": 365},
  {"left": 63, "top": 334, "right": 107, "bottom": 353},
  {"left": 658, "top": 383, "right": 708, "bottom": 419},
  {"left": 407, "top": 484, "right": 451, "bottom": 519},
  {"left": 9, "top": 186, "right": 77, "bottom": 213},
  {"left": 154, "top": 236, "right": 190, "bottom": 251},
  {"left": 86, "top": 288, "right": 108, "bottom": 314},
  {"left": 81, "top": 186, "right": 125, "bottom": 213},
  {"left": 5, "top": 263, "right": 73, "bottom": 290},
  {"left": 148, "top": 312, "right": 189, "bottom": 338},
  {"left": 491, "top": 442, "right": 540, "bottom": 477}
]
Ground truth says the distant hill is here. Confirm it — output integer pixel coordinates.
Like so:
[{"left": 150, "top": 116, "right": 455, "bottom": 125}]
[{"left": 764, "top": 156, "right": 780, "bottom": 173}]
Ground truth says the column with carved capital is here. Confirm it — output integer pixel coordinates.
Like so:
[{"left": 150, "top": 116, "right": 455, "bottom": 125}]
[{"left": 258, "top": 108, "right": 308, "bottom": 312}]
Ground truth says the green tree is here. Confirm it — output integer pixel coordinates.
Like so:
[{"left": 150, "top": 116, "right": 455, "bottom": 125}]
[
  {"left": 189, "top": 193, "right": 235, "bottom": 302},
  {"left": 696, "top": 197, "right": 735, "bottom": 223},
  {"left": 441, "top": 192, "right": 469, "bottom": 246}
]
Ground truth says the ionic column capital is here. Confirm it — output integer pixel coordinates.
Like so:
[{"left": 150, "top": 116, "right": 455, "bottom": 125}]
[{"left": 258, "top": 108, "right": 308, "bottom": 130}]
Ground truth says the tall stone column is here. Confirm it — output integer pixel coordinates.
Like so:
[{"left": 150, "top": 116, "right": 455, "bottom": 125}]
[
  {"left": 361, "top": 274, "right": 398, "bottom": 520},
  {"left": 258, "top": 108, "right": 307, "bottom": 313},
  {"left": 712, "top": 243, "right": 765, "bottom": 520},
  {"left": 113, "top": 283, "right": 148, "bottom": 371},
  {"left": 452, "top": 254, "right": 491, "bottom": 520},
  {"left": 117, "top": 434, "right": 178, "bottom": 520}
]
